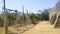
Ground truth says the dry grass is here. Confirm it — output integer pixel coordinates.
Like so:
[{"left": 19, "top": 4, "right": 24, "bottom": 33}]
[
  {"left": 0, "top": 24, "right": 34, "bottom": 34},
  {"left": 8, "top": 24, "right": 34, "bottom": 34},
  {"left": 0, "top": 27, "right": 4, "bottom": 34},
  {"left": 22, "top": 21, "right": 60, "bottom": 34},
  {"left": 1, "top": 21, "right": 60, "bottom": 34}
]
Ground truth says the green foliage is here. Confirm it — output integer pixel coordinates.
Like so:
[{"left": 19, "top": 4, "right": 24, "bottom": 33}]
[
  {"left": 0, "top": 14, "right": 4, "bottom": 21},
  {"left": 39, "top": 9, "right": 50, "bottom": 21},
  {"left": 27, "top": 13, "right": 37, "bottom": 19},
  {"left": 0, "top": 14, "right": 4, "bottom": 27},
  {"left": 27, "top": 8, "right": 50, "bottom": 21},
  {"left": 7, "top": 13, "right": 16, "bottom": 20},
  {"left": 27, "top": 13, "right": 41, "bottom": 24},
  {"left": 0, "top": 13, "right": 16, "bottom": 21},
  {"left": 0, "top": 13, "right": 16, "bottom": 27}
]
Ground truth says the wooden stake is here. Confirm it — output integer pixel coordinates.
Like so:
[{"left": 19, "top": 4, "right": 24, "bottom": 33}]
[{"left": 3, "top": 0, "right": 8, "bottom": 34}]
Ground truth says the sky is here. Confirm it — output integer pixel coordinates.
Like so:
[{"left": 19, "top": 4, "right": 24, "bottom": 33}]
[{"left": 0, "top": 0, "right": 58, "bottom": 13}]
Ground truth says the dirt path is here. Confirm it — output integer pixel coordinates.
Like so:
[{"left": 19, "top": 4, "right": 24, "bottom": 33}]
[{"left": 22, "top": 21, "right": 60, "bottom": 34}]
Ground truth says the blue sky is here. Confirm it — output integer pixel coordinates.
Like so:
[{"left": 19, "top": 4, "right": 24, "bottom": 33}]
[{"left": 0, "top": 0, "right": 58, "bottom": 13}]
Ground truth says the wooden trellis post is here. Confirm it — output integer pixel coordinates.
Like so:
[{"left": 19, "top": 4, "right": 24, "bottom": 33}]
[
  {"left": 3, "top": 0, "right": 8, "bottom": 34},
  {"left": 22, "top": 6, "right": 25, "bottom": 26}
]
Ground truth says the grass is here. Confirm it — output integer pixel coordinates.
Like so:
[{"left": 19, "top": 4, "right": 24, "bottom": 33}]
[
  {"left": 0, "top": 27, "right": 5, "bottom": 34},
  {"left": 0, "top": 24, "right": 34, "bottom": 34},
  {"left": 1, "top": 21, "right": 60, "bottom": 34}
]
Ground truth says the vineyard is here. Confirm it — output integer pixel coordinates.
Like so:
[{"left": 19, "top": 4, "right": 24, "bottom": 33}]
[
  {"left": 0, "top": 0, "right": 60, "bottom": 34},
  {"left": 0, "top": 8, "right": 49, "bottom": 34}
]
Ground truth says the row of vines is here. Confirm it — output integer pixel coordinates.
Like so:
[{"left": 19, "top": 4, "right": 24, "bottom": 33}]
[{"left": 0, "top": 8, "right": 50, "bottom": 27}]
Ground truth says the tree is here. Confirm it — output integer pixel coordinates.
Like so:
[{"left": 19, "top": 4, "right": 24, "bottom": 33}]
[
  {"left": 56, "top": 0, "right": 60, "bottom": 10},
  {"left": 41, "top": 9, "right": 50, "bottom": 20}
]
